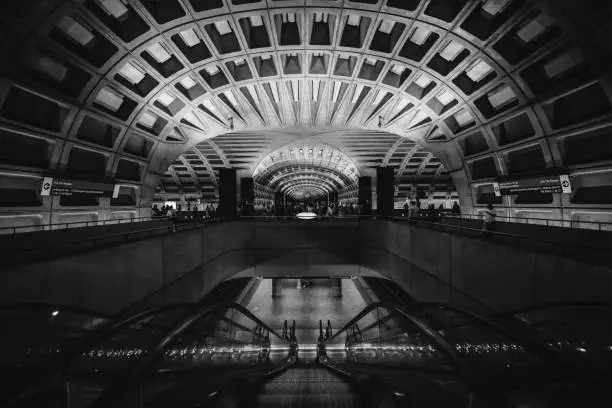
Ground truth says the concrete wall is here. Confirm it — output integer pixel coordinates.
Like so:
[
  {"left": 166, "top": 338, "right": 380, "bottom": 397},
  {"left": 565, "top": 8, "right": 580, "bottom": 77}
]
[
  {"left": 0, "top": 221, "right": 376, "bottom": 314},
  {"left": 1, "top": 220, "right": 610, "bottom": 315},
  {"left": 359, "top": 220, "right": 612, "bottom": 313}
]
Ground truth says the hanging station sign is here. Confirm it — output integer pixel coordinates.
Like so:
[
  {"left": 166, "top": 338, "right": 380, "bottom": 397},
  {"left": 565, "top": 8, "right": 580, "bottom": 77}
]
[
  {"left": 40, "top": 177, "right": 120, "bottom": 198},
  {"left": 493, "top": 175, "right": 572, "bottom": 196}
]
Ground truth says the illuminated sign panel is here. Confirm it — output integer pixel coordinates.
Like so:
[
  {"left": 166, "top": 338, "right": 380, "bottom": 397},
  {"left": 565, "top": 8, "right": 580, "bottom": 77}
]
[
  {"left": 493, "top": 175, "right": 572, "bottom": 196},
  {"left": 40, "top": 177, "right": 121, "bottom": 198}
]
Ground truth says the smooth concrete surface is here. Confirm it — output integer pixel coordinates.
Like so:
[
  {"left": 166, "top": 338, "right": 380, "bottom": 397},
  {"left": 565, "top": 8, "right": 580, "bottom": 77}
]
[
  {"left": 0, "top": 218, "right": 172, "bottom": 250},
  {"left": 0, "top": 221, "right": 371, "bottom": 314},
  {"left": 431, "top": 216, "right": 612, "bottom": 249},
  {"left": 245, "top": 279, "right": 367, "bottom": 346},
  {"left": 360, "top": 220, "right": 612, "bottom": 312},
  {"left": 1, "top": 219, "right": 611, "bottom": 315}
]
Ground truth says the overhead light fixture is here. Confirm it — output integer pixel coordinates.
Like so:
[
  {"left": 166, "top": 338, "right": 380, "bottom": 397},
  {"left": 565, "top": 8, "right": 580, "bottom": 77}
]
[
  {"left": 179, "top": 28, "right": 200, "bottom": 47},
  {"left": 179, "top": 76, "right": 197, "bottom": 89},
  {"left": 229, "top": 116, "right": 234, "bottom": 130},
  {"left": 96, "top": 87, "right": 123, "bottom": 112},
  {"left": 410, "top": 27, "right": 430, "bottom": 46},
  {"left": 139, "top": 112, "right": 157, "bottom": 128},
  {"left": 378, "top": 116, "right": 383, "bottom": 128},
  {"left": 157, "top": 92, "right": 175, "bottom": 106},
  {"left": 296, "top": 212, "right": 317, "bottom": 220}
]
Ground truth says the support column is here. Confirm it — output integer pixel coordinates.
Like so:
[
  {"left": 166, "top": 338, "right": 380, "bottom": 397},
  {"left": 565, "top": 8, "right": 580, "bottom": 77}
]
[
  {"left": 358, "top": 176, "right": 372, "bottom": 215},
  {"left": 240, "top": 177, "right": 255, "bottom": 216},
  {"left": 272, "top": 278, "right": 283, "bottom": 298},
  {"left": 331, "top": 279, "right": 342, "bottom": 298},
  {"left": 376, "top": 167, "right": 395, "bottom": 217},
  {"left": 329, "top": 191, "right": 338, "bottom": 205},
  {"left": 218, "top": 168, "right": 237, "bottom": 217},
  {"left": 274, "top": 191, "right": 283, "bottom": 207}
]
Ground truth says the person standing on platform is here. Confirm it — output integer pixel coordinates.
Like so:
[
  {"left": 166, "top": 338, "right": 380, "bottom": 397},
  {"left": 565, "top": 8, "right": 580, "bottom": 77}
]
[
  {"left": 408, "top": 201, "right": 419, "bottom": 221},
  {"left": 192, "top": 205, "right": 199, "bottom": 222},
  {"left": 483, "top": 204, "right": 497, "bottom": 232},
  {"left": 452, "top": 201, "right": 461, "bottom": 215},
  {"left": 167, "top": 205, "right": 177, "bottom": 232}
]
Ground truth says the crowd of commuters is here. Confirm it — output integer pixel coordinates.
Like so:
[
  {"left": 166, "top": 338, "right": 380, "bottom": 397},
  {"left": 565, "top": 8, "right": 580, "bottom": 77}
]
[
  {"left": 401, "top": 200, "right": 497, "bottom": 232},
  {"left": 152, "top": 204, "right": 217, "bottom": 222},
  {"left": 401, "top": 200, "right": 461, "bottom": 219},
  {"left": 152, "top": 199, "right": 497, "bottom": 232},
  {"left": 245, "top": 202, "right": 363, "bottom": 217}
]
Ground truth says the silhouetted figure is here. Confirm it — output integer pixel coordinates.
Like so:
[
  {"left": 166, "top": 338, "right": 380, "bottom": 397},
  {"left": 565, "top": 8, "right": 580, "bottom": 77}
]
[
  {"left": 483, "top": 203, "right": 497, "bottom": 232},
  {"left": 452, "top": 201, "right": 461, "bottom": 215},
  {"left": 192, "top": 205, "right": 199, "bottom": 221},
  {"left": 167, "top": 205, "right": 177, "bottom": 232}
]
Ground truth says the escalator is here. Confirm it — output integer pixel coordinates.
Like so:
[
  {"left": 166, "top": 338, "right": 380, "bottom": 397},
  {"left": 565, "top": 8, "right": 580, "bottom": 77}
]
[
  {"left": 0, "top": 277, "right": 257, "bottom": 404},
  {"left": 1, "top": 290, "right": 610, "bottom": 407},
  {"left": 318, "top": 301, "right": 612, "bottom": 408},
  {"left": 255, "top": 363, "right": 361, "bottom": 408},
  {"left": 1, "top": 298, "right": 295, "bottom": 408}
]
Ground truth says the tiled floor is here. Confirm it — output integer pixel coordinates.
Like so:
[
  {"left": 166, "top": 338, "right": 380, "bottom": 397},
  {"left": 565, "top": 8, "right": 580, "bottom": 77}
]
[{"left": 245, "top": 279, "right": 368, "bottom": 346}]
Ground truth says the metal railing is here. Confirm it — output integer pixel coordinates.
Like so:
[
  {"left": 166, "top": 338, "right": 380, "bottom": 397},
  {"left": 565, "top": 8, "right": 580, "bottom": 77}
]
[
  {"left": 390, "top": 216, "right": 611, "bottom": 259},
  {"left": 3, "top": 209, "right": 612, "bottom": 235},
  {"left": 0, "top": 215, "right": 165, "bottom": 235},
  {"left": 2, "top": 215, "right": 610, "bottom": 268},
  {"left": 237, "top": 214, "right": 364, "bottom": 221},
  {"left": 443, "top": 212, "right": 612, "bottom": 232},
  {"left": 1, "top": 218, "right": 222, "bottom": 266}
]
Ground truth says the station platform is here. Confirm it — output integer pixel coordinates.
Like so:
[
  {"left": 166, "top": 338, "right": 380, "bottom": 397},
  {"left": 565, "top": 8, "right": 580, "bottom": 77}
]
[{"left": 245, "top": 278, "right": 367, "bottom": 346}]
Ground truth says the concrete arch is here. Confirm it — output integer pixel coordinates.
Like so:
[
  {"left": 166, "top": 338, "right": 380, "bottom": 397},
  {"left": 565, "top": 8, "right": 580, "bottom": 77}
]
[{"left": 0, "top": 0, "right": 611, "bottom": 226}]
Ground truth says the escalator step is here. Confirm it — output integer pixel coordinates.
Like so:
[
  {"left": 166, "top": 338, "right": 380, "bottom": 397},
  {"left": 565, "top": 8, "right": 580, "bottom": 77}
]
[
  {"left": 257, "top": 393, "right": 362, "bottom": 408},
  {"left": 256, "top": 367, "right": 363, "bottom": 407}
]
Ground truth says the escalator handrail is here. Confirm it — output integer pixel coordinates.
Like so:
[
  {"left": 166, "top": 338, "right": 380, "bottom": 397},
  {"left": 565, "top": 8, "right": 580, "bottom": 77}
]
[
  {"left": 75, "top": 301, "right": 287, "bottom": 362},
  {"left": 323, "top": 301, "right": 481, "bottom": 387},
  {"left": 6, "top": 299, "right": 290, "bottom": 407},
  {"left": 62, "top": 303, "right": 199, "bottom": 360},
  {"left": 0, "top": 302, "right": 114, "bottom": 320},
  {"left": 409, "top": 303, "right": 571, "bottom": 374},
  {"left": 323, "top": 301, "right": 520, "bottom": 408},
  {"left": 491, "top": 301, "right": 612, "bottom": 319},
  {"left": 3, "top": 302, "right": 199, "bottom": 407},
  {"left": 91, "top": 300, "right": 289, "bottom": 408}
]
